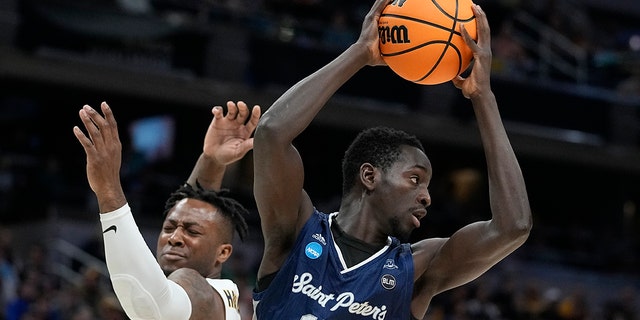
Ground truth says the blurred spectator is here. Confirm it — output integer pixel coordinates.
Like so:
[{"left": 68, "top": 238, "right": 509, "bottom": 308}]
[
  {"left": 603, "top": 285, "right": 639, "bottom": 320},
  {"left": 609, "top": 54, "right": 640, "bottom": 147},
  {"left": 517, "top": 283, "right": 549, "bottom": 319},
  {"left": 615, "top": 54, "right": 640, "bottom": 97},
  {"left": 555, "top": 288, "right": 589, "bottom": 320},
  {"left": 5, "top": 280, "right": 41, "bottom": 320},
  {"left": 490, "top": 274, "right": 519, "bottom": 319},
  {"left": 464, "top": 282, "right": 502, "bottom": 320},
  {"left": 75, "top": 266, "right": 109, "bottom": 313},
  {"left": 69, "top": 304, "right": 95, "bottom": 320},
  {"left": 492, "top": 18, "right": 535, "bottom": 79},
  {"left": 0, "top": 227, "right": 18, "bottom": 317},
  {"left": 97, "top": 294, "right": 128, "bottom": 320},
  {"left": 321, "top": 10, "right": 356, "bottom": 51}
]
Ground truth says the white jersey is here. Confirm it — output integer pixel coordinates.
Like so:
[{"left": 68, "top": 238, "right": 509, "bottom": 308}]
[{"left": 207, "top": 278, "right": 241, "bottom": 320}]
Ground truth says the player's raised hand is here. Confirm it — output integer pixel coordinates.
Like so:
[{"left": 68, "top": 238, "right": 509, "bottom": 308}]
[
  {"left": 73, "top": 102, "right": 126, "bottom": 211},
  {"left": 452, "top": 4, "right": 492, "bottom": 99},
  {"left": 203, "top": 101, "right": 261, "bottom": 165}
]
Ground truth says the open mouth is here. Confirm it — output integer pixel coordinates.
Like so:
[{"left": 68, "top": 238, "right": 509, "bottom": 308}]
[{"left": 411, "top": 209, "right": 426, "bottom": 228}]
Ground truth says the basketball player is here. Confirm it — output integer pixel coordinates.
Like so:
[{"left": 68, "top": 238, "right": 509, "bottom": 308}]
[
  {"left": 251, "top": 1, "right": 532, "bottom": 319},
  {"left": 74, "top": 100, "right": 260, "bottom": 320}
]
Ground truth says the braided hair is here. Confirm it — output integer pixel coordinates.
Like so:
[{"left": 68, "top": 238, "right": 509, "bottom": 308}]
[{"left": 163, "top": 181, "right": 249, "bottom": 241}]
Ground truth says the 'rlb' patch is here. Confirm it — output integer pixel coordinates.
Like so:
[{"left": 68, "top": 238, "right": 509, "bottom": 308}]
[{"left": 381, "top": 274, "right": 396, "bottom": 290}]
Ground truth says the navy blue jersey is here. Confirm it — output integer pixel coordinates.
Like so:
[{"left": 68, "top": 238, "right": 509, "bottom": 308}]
[{"left": 253, "top": 210, "right": 414, "bottom": 320}]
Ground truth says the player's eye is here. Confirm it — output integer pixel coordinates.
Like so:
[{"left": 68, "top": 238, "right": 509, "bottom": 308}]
[{"left": 188, "top": 230, "right": 200, "bottom": 236}]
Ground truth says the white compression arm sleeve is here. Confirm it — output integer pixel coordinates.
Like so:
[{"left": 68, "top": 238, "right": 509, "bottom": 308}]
[{"left": 100, "top": 204, "right": 192, "bottom": 320}]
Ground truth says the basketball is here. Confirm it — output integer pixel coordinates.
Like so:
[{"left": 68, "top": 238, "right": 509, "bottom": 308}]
[{"left": 378, "top": 0, "right": 477, "bottom": 85}]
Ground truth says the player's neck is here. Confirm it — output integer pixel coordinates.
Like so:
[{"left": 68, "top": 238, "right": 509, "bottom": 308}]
[
  {"left": 337, "top": 198, "right": 389, "bottom": 246},
  {"left": 331, "top": 219, "right": 384, "bottom": 267}
]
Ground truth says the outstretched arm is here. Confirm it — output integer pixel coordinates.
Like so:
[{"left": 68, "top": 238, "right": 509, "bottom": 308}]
[
  {"left": 187, "top": 101, "right": 261, "bottom": 190},
  {"left": 252, "top": 0, "right": 392, "bottom": 280},
  {"left": 73, "top": 103, "right": 225, "bottom": 320},
  {"left": 411, "top": 5, "right": 532, "bottom": 317}
]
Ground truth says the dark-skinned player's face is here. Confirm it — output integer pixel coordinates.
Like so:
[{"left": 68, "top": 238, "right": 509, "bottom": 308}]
[
  {"left": 156, "top": 198, "right": 231, "bottom": 277},
  {"left": 373, "top": 146, "right": 432, "bottom": 242}
]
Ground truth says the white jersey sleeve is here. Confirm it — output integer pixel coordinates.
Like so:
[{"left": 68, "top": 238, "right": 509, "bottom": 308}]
[
  {"left": 206, "top": 278, "right": 242, "bottom": 320},
  {"left": 100, "top": 204, "right": 192, "bottom": 320}
]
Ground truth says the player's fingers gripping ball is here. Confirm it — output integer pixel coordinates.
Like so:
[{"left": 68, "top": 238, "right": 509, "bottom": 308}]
[{"left": 378, "top": 0, "right": 477, "bottom": 85}]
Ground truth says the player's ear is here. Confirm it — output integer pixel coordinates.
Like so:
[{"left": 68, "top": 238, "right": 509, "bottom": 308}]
[
  {"left": 216, "top": 244, "right": 233, "bottom": 264},
  {"left": 360, "top": 163, "right": 377, "bottom": 192}
]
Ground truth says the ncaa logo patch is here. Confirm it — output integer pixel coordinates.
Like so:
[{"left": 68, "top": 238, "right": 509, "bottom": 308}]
[
  {"left": 305, "top": 242, "right": 322, "bottom": 259},
  {"left": 381, "top": 274, "right": 396, "bottom": 290}
]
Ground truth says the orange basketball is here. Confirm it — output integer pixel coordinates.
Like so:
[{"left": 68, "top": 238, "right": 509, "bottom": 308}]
[{"left": 378, "top": 0, "right": 477, "bottom": 85}]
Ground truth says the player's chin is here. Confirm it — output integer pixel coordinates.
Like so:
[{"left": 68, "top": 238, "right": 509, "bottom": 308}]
[
  {"left": 159, "top": 259, "right": 185, "bottom": 275},
  {"left": 390, "top": 218, "right": 415, "bottom": 242},
  {"left": 394, "top": 226, "right": 415, "bottom": 243},
  {"left": 159, "top": 264, "right": 177, "bottom": 276}
]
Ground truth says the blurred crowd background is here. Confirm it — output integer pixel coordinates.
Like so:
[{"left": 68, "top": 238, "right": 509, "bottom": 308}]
[{"left": 0, "top": 0, "right": 639, "bottom": 319}]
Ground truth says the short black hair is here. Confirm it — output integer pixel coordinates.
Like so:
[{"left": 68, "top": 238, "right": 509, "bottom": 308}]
[
  {"left": 163, "top": 182, "right": 249, "bottom": 241},
  {"left": 341, "top": 126, "right": 424, "bottom": 194}
]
